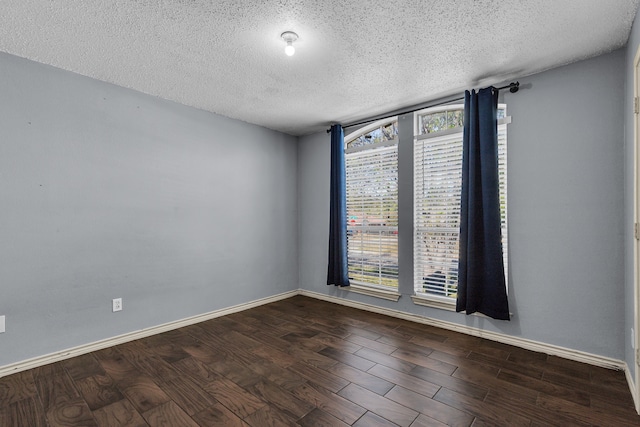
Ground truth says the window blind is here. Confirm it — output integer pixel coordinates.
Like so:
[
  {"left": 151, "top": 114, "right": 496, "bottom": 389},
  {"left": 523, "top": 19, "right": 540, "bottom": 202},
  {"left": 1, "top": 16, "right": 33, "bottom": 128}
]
[
  {"left": 413, "top": 106, "right": 508, "bottom": 300},
  {"left": 345, "top": 141, "right": 399, "bottom": 289}
]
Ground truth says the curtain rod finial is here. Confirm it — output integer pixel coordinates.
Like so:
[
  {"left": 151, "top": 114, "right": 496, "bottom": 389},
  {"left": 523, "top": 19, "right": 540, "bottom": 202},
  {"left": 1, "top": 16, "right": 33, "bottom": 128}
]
[{"left": 509, "top": 82, "right": 520, "bottom": 93}]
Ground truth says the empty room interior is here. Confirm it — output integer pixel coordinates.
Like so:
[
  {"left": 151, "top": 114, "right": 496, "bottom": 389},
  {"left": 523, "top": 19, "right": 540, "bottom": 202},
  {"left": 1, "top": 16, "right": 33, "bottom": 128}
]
[{"left": 3, "top": 1, "right": 640, "bottom": 426}]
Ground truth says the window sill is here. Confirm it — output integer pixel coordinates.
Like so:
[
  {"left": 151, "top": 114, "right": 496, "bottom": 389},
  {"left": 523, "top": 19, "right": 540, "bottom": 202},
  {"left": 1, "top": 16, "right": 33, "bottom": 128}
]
[
  {"left": 345, "top": 283, "right": 401, "bottom": 302},
  {"left": 411, "top": 294, "right": 514, "bottom": 319},
  {"left": 411, "top": 294, "right": 456, "bottom": 311}
]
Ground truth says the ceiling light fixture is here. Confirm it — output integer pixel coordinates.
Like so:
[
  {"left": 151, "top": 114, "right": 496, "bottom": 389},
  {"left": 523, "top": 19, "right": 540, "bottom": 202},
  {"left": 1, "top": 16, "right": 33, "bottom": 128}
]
[{"left": 281, "top": 31, "right": 298, "bottom": 56}]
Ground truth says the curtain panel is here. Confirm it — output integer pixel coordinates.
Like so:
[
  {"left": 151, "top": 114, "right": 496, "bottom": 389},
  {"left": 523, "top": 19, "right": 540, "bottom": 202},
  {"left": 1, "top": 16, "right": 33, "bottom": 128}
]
[
  {"left": 456, "top": 87, "right": 510, "bottom": 320},
  {"left": 327, "top": 124, "right": 350, "bottom": 287}
]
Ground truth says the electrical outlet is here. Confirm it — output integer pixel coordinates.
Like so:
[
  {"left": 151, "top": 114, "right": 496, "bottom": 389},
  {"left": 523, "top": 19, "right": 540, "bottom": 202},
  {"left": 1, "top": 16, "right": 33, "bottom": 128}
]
[
  {"left": 112, "top": 298, "right": 122, "bottom": 312},
  {"left": 0, "top": 315, "right": 4, "bottom": 333}
]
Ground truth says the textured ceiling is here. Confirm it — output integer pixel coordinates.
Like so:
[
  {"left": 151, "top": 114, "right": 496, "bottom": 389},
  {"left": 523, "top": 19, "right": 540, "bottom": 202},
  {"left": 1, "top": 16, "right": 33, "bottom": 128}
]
[{"left": 0, "top": 1, "right": 638, "bottom": 136}]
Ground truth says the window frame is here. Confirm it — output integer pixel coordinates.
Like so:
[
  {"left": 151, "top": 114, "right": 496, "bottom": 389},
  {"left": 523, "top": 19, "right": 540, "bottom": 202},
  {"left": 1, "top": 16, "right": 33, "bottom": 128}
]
[
  {"left": 412, "top": 104, "right": 509, "bottom": 309},
  {"left": 343, "top": 118, "right": 400, "bottom": 301}
]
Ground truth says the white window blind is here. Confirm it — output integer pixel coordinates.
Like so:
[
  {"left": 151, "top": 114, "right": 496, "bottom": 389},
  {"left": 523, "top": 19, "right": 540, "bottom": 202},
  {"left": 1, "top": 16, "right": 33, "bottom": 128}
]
[
  {"left": 345, "top": 120, "right": 399, "bottom": 290},
  {"left": 413, "top": 105, "right": 508, "bottom": 300}
]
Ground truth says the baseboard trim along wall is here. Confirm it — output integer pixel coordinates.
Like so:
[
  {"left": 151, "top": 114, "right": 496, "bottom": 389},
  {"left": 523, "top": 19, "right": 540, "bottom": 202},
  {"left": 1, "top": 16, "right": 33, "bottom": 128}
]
[
  {"left": 1, "top": 287, "right": 635, "bottom": 414},
  {"left": 0, "top": 290, "right": 298, "bottom": 379},
  {"left": 301, "top": 290, "right": 640, "bottom": 414},
  {"left": 299, "top": 290, "right": 626, "bottom": 371},
  {"left": 625, "top": 363, "right": 640, "bottom": 413}
]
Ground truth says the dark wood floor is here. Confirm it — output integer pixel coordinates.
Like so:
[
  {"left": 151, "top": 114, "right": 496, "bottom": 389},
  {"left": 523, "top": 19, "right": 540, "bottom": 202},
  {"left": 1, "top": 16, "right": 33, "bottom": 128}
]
[{"left": 1, "top": 295, "right": 639, "bottom": 426}]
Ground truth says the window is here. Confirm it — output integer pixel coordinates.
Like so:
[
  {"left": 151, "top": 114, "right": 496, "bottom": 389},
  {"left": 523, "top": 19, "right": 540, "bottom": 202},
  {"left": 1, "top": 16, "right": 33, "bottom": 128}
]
[
  {"left": 413, "top": 105, "right": 508, "bottom": 303},
  {"left": 345, "top": 119, "right": 399, "bottom": 291}
]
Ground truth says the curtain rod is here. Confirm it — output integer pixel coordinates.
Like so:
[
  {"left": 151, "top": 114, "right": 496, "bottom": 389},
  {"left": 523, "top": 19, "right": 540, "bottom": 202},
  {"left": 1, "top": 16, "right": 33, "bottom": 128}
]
[{"left": 326, "top": 81, "right": 520, "bottom": 133}]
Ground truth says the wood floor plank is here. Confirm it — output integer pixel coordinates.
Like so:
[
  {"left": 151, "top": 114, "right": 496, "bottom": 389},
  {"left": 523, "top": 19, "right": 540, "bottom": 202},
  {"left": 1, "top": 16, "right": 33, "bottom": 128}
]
[
  {"left": 170, "top": 356, "right": 222, "bottom": 388},
  {"left": 142, "top": 400, "right": 199, "bottom": 427},
  {"left": 248, "top": 341, "right": 299, "bottom": 368},
  {"left": 377, "top": 333, "right": 433, "bottom": 353},
  {"left": 430, "top": 350, "right": 500, "bottom": 377},
  {"left": 0, "top": 371, "right": 38, "bottom": 406},
  {"left": 298, "top": 407, "right": 350, "bottom": 426},
  {"left": 409, "top": 336, "right": 470, "bottom": 358},
  {"left": 368, "top": 364, "right": 440, "bottom": 398},
  {"left": 400, "top": 324, "right": 450, "bottom": 344},
  {"left": 306, "top": 321, "right": 352, "bottom": 339},
  {"left": 309, "top": 332, "right": 363, "bottom": 352},
  {"left": 245, "top": 378, "right": 315, "bottom": 419},
  {"left": 467, "top": 341, "right": 512, "bottom": 361},
  {"left": 385, "top": 385, "right": 474, "bottom": 427},
  {"left": 433, "top": 387, "right": 530, "bottom": 427},
  {"left": 181, "top": 341, "right": 229, "bottom": 366},
  {"left": 1, "top": 398, "right": 48, "bottom": 427},
  {"left": 243, "top": 404, "right": 301, "bottom": 427},
  {"left": 74, "top": 374, "right": 124, "bottom": 411},
  {"left": 318, "top": 346, "right": 377, "bottom": 370},
  {"left": 94, "top": 347, "right": 140, "bottom": 384},
  {"left": 281, "top": 332, "right": 328, "bottom": 352},
  {"left": 345, "top": 333, "right": 396, "bottom": 354},
  {"left": 355, "top": 346, "right": 417, "bottom": 373},
  {"left": 338, "top": 383, "right": 419, "bottom": 427},
  {"left": 545, "top": 355, "right": 592, "bottom": 380},
  {"left": 92, "top": 399, "right": 147, "bottom": 427},
  {"left": 142, "top": 328, "right": 200, "bottom": 350},
  {"left": 216, "top": 357, "right": 266, "bottom": 389},
  {"left": 46, "top": 397, "right": 98, "bottom": 427},
  {"left": 290, "top": 381, "right": 367, "bottom": 424},
  {"left": 248, "top": 358, "right": 308, "bottom": 391},
  {"left": 409, "top": 365, "right": 488, "bottom": 400},
  {"left": 142, "top": 337, "right": 193, "bottom": 364},
  {"left": 1, "top": 295, "right": 638, "bottom": 426},
  {"left": 409, "top": 413, "right": 450, "bottom": 427},
  {"left": 391, "top": 348, "right": 457, "bottom": 375},
  {"left": 467, "top": 350, "right": 543, "bottom": 380},
  {"left": 483, "top": 388, "right": 590, "bottom": 427},
  {"left": 590, "top": 394, "right": 640, "bottom": 420},
  {"left": 353, "top": 411, "right": 399, "bottom": 427},
  {"left": 62, "top": 354, "right": 105, "bottom": 380},
  {"left": 452, "top": 364, "right": 538, "bottom": 403},
  {"left": 288, "top": 361, "right": 350, "bottom": 393},
  {"left": 117, "top": 374, "right": 171, "bottom": 413},
  {"left": 157, "top": 374, "right": 219, "bottom": 416},
  {"left": 192, "top": 401, "right": 249, "bottom": 427},
  {"left": 497, "top": 368, "right": 590, "bottom": 406},
  {"left": 536, "top": 392, "right": 640, "bottom": 427},
  {"left": 33, "top": 368, "right": 81, "bottom": 411},
  {"left": 543, "top": 368, "right": 635, "bottom": 403},
  {"left": 326, "top": 361, "right": 395, "bottom": 395},
  {"left": 203, "top": 377, "right": 266, "bottom": 419},
  {"left": 287, "top": 345, "right": 341, "bottom": 370},
  {"left": 589, "top": 364, "right": 630, "bottom": 387}
]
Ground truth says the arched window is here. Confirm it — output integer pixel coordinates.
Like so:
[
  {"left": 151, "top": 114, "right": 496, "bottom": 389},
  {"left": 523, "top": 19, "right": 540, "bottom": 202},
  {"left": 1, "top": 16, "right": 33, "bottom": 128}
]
[
  {"left": 413, "top": 105, "right": 508, "bottom": 301},
  {"left": 344, "top": 119, "right": 399, "bottom": 290}
]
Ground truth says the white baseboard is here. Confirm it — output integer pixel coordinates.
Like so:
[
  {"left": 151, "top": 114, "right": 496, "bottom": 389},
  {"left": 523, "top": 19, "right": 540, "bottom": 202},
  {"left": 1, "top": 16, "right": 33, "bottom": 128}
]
[
  {"left": 0, "top": 290, "right": 298, "bottom": 379},
  {"left": 300, "top": 290, "right": 626, "bottom": 371},
  {"left": 1, "top": 286, "right": 635, "bottom": 412},
  {"left": 625, "top": 362, "right": 640, "bottom": 413}
]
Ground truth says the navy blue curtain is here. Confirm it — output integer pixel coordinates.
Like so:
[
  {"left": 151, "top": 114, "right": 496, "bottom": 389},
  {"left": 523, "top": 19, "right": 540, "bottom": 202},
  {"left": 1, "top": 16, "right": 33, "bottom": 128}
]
[
  {"left": 327, "top": 124, "right": 350, "bottom": 287},
  {"left": 456, "top": 87, "right": 510, "bottom": 320}
]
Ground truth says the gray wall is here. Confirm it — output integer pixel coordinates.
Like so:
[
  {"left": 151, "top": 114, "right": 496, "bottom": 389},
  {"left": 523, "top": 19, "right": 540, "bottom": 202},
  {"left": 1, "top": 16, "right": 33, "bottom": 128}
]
[
  {"left": 625, "top": 12, "right": 640, "bottom": 381},
  {"left": 0, "top": 53, "right": 298, "bottom": 367},
  {"left": 299, "top": 49, "right": 626, "bottom": 360},
  {"left": 0, "top": 35, "right": 631, "bottom": 370}
]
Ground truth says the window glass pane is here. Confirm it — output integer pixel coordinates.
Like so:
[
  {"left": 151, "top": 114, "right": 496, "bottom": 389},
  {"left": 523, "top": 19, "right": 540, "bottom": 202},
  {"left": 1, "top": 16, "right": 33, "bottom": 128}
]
[
  {"left": 414, "top": 105, "right": 508, "bottom": 300},
  {"left": 345, "top": 119, "right": 399, "bottom": 290},
  {"left": 418, "top": 108, "right": 464, "bottom": 134},
  {"left": 346, "top": 122, "right": 398, "bottom": 150}
]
